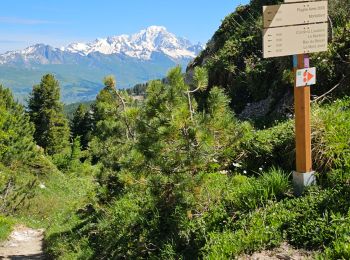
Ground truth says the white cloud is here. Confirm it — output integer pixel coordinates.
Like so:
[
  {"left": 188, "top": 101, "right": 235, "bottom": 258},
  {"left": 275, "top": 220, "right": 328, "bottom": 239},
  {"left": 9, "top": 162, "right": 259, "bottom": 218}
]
[{"left": 0, "top": 16, "right": 53, "bottom": 25}]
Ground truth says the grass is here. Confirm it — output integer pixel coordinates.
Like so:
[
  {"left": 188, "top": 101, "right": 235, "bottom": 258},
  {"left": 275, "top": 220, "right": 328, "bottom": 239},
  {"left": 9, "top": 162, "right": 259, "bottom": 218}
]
[
  {"left": 15, "top": 163, "right": 98, "bottom": 236},
  {"left": 0, "top": 215, "right": 14, "bottom": 242},
  {"left": 3, "top": 97, "right": 350, "bottom": 258},
  {"left": 14, "top": 163, "right": 98, "bottom": 259}
]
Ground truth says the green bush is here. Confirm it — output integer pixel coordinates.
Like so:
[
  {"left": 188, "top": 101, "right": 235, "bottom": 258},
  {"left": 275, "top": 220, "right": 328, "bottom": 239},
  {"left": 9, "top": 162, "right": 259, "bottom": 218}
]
[
  {"left": 240, "top": 119, "right": 295, "bottom": 172},
  {"left": 204, "top": 185, "right": 350, "bottom": 259},
  {"left": 225, "top": 168, "right": 291, "bottom": 213},
  {"left": 0, "top": 215, "right": 13, "bottom": 241},
  {"left": 312, "top": 98, "right": 350, "bottom": 173}
]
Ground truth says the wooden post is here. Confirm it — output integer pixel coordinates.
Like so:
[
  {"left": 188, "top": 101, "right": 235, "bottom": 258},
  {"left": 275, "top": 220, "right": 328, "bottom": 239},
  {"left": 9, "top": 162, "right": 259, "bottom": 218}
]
[
  {"left": 294, "top": 54, "right": 312, "bottom": 173},
  {"left": 293, "top": 54, "right": 316, "bottom": 195}
]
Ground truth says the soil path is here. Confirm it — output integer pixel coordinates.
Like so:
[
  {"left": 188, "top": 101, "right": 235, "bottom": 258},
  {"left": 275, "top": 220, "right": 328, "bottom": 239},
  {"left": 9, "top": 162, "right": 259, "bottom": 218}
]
[
  {"left": 239, "top": 242, "right": 314, "bottom": 260},
  {"left": 0, "top": 225, "right": 45, "bottom": 259}
]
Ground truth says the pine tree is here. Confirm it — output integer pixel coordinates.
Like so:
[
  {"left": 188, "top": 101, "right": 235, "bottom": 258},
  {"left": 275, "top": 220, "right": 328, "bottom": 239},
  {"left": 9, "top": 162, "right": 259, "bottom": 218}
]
[
  {"left": 28, "top": 74, "right": 70, "bottom": 155},
  {"left": 71, "top": 104, "right": 93, "bottom": 149},
  {"left": 90, "top": 75, "right": 140, "bottom": 171},
  {"left": 72, "top": 104, "right": 86, "bottom": 137},
  {"left": 0, "top": 85, "right": 36, "bottom": 165}
]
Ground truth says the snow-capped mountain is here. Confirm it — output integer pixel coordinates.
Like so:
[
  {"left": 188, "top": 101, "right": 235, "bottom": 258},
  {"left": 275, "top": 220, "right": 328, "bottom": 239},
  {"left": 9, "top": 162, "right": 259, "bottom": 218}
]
[
  {"left": 64, "top": 26, "right": 200, "bottom": 60},
  {"left": 0, "top": 26, "right": 203, "bottom": 65},
  {"left": 0, "top": 26, "right": 204, "bottom": 103}
]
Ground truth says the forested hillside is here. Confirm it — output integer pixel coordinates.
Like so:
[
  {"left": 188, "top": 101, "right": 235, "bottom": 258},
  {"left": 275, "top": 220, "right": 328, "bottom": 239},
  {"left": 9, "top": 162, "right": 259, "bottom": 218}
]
[
  {"left": 188, "top": 0, "right": 350, "bottom": 124},
  {"left": 0, "top": 0, "right": 350, "bottom": 259}
]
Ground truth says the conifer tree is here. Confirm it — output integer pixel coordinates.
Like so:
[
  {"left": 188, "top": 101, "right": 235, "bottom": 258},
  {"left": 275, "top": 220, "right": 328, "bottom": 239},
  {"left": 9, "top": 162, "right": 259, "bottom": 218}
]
[
  {"left": 90, "top": 75, "right": 139, "bottom": 170},
  {"left": 92, "top": 75, "right": 122, "bottom": 139},
  {"left": 72, "top": 104, "right": 86, "bottom": 136},
  {"left": 28, "top": 74, "right": 70, "bottom": 155},
  {"left": 90, "top": 76, "right": 125, "bottom": 168},
  {"left": 0, "top": 85, "right": 36, "bottom": 165},
  {"left": 71, "top": 104, "right": 93, "bottom": 149}
]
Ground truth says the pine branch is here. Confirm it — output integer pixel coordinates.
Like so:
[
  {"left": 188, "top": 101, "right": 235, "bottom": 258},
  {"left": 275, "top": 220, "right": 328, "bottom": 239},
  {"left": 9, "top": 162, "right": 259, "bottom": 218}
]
[{"left": 114, "top": 90, "right": 135, "bottom": 140}]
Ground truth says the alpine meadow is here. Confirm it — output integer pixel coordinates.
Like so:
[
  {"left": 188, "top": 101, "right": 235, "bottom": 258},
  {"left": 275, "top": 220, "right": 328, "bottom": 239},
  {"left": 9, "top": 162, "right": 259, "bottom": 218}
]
[{"left": 0, "top": 0, "right": 350, "bottom": 259}]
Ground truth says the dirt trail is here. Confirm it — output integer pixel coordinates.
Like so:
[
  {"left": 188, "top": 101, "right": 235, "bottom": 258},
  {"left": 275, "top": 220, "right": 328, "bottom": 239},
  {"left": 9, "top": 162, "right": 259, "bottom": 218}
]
[
  {"left": 0, "top": 225, "right": 45, "bottom": 259},
  {"left": 239, "top": 242, "right": 314, "bottom": 260}
]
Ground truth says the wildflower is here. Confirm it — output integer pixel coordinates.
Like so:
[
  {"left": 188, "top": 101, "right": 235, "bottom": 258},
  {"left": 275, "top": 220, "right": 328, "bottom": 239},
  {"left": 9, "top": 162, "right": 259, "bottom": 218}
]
[
  {"left": 219, "top": 170, "right": 228, "bottom": 174},
  {"left": 243, "top": 170, "right": 247, "bottom": 174},
  {"left": 39, "top": 183, "right": 46, "bottom": 189},
  {"left": 232, "top": 162, "right": 242, "bottom": 168},
  {"left": 259, "top": 167, "right": 263, "bottom": 171}
]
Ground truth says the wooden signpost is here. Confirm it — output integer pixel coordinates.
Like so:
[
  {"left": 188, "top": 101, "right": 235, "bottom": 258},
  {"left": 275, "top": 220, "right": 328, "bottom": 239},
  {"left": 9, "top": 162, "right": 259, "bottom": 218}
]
[{"left": 262, "top": 0, "right": 328, "bottom": 194}]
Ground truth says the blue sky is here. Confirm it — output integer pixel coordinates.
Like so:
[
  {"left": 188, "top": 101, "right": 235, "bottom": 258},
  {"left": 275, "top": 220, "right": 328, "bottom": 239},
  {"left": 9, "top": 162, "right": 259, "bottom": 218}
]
[{"left": 0, "top": 0, "right": 248, "bottom": 53}]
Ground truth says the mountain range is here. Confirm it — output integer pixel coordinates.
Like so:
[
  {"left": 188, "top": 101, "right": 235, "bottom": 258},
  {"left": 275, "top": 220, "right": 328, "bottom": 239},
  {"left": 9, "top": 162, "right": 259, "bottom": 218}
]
[{"left": 0, "top": 26, "right": 203, "bottom": 103}]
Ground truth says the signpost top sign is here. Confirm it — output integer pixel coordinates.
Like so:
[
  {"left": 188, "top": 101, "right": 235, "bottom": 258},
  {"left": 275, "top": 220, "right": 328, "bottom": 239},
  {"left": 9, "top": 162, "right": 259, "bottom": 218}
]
[
  {"left": 284, "top": 0, "right": 320, "bottom": 3},
  {"left": 263, "top": 1, "right": 328, "bottom": 28}
]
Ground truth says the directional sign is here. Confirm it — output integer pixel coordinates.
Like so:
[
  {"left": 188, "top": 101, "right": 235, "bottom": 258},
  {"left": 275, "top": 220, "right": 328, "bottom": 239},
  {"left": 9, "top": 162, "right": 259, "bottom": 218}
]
[
  {"left": 263, "top": 22, "right": 328, "bottom": 58},
  {"left": 263, "top": 1, "right": 328, "bottom": 28},
  {"left": 296, "top": 67, "right": 316, "bottom": 87},
  {"left": 285, "top": 0, "right": 320, "bottom": 2}
]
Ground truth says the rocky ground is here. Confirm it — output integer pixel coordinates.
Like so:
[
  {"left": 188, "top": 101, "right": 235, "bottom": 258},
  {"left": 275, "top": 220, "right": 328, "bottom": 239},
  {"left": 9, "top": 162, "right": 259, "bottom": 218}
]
[{"left": 0, "top": 225, "right": 45, "bottom": 259}]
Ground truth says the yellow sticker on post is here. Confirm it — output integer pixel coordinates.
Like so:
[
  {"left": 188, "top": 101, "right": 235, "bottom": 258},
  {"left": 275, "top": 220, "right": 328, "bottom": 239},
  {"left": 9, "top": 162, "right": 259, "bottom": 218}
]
[{"left": 296, "top": 67, "right": 316, "bottom": 87}]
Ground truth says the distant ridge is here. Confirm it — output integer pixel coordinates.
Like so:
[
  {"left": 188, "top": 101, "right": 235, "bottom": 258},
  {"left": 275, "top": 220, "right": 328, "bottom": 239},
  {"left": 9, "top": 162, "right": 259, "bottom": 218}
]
[
  {"left": 0, "top": 26, "right": 203, "bottom": 65},
  {"left": 0, "top": 26, "right": 203, "bottom": 103}
]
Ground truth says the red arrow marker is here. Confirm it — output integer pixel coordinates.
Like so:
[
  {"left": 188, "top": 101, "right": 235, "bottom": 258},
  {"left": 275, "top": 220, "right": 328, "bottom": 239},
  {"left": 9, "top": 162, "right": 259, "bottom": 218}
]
[
  {"left": 307, "top": 71, "right": 314, "bottom": 81},
  {"left": 303, "top": 71, "right": 314, "bottom": 83}
]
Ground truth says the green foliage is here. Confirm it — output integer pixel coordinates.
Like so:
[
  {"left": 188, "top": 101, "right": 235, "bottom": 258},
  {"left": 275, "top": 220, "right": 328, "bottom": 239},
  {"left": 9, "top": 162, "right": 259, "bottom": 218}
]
[
  {"left": 63, "top": 100, "right": 94, "bottom": 120},
  {"left": 51, "top": 136, "right": 90, "bottom": 173},
  {"left": 71, "top": 104, "right": 93, "bottom": 149},
  {"left": 309, "top": 19, "right": 350, "bottom": 100},
  {"left": 203, "top": 185, "right": 350, "bottom": 259},
  {"left": 0, "top": 85, "right": 36, "bottom": 165},
  {"left": 1, "top": 2, "right": 350, "bottom": 257},
  {"left": 193, "top": 66, "right": 208, "bottom": 91},
  {"left": 238, "top": 97, "right": 350, "bottom": 174},
  {"left": 0, "top": 85, "right": 57, "bottom": 217},
  {"left": 226, "top": 168, "right": 291, "bottom": 212},
  {"left": 44, "top": 62, "right": 350, "bottom": 259},
  {"left": 189, "top": 0, "right": 350, "bottom": 123},
  {"left": 127, "top": 82, "right": 148, "bottom": 96},
  {"left": 28, "top": 74, "right": 70, "bottom": 155},
  {"left": 18, "top": 165, "right": 98, "bottom": 259},
  {"left": 132, "top": 67, "right": 248, "bottom": 176},
  {"left": 241, "top": 119, "right": 295, "bottom": 172},
  {"left": 191, "top": 1, "right": 288, "bottom": 115},
  {"left": 90, "top": 75, "right": 138, "bottom": 169},
  {"left": 0, "top": 215, "right": 14, "bottom": 242},
  {"left": 312, "top": 98, "right": 350, "bottom": 173},
  {"left": 3, "top": 65, "right": 350, "bottom": 259}
]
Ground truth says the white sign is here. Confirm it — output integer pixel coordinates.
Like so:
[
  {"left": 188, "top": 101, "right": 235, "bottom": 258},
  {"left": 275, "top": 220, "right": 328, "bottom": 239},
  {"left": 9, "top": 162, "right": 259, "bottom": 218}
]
[
  {"left": 285, "top": 0, "right": 320, "bottom": 2},
  {"left": 263, "top": 1, "right": 328, "bottom": 28},
  {"left": 296, "top": 67, "right": 316, "bottom": 87},
  {"left": 263, "top": 23, "right": 328, "bottom": 58}
]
